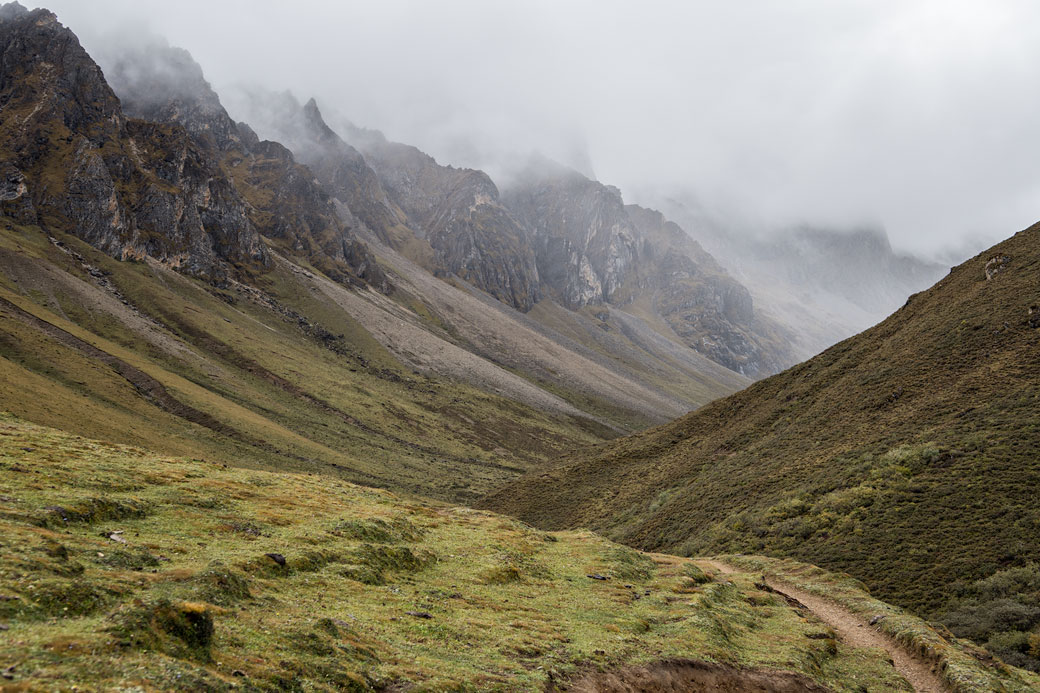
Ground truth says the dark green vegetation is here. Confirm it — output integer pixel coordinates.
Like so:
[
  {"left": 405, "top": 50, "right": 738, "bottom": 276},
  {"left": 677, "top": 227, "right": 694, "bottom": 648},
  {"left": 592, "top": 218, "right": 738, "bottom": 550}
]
[
  {"left": 939, "top": 564, "right": 1040, "bottom": 672},
  {"left": 488, "top": 223, "right": 1040, "bottom": 655},
  {"left": 0, "top": 416, "right": 974, "bottom": 691}
]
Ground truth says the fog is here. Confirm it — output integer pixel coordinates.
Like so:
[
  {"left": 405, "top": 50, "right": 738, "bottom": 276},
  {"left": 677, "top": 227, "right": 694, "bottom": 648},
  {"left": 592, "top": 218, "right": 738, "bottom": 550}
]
[{"left": 42, "top": 0, "right": 1040, "bottom": 258}]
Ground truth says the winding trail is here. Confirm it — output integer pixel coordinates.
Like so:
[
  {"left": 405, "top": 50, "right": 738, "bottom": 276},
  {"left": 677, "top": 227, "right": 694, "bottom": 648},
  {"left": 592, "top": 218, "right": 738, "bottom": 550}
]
[{"left": 702, "top": 560, "right": 946, "bottom": 693}]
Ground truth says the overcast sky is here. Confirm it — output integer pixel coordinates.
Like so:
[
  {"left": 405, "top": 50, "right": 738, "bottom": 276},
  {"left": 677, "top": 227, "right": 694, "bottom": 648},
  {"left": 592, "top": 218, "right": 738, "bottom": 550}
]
[{"left": 42, "top": 0, "right": 1040, "bottom": 257}]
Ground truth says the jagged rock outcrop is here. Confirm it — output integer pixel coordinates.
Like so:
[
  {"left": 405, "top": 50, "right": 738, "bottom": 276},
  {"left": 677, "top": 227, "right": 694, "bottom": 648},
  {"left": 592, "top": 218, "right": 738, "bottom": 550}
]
[
  {"left": 230, "top": 91, "right": 541, "bottom": 311},
  {"left": 97, "top": 35, "right": 387, "bottom": 291},
  {"left": 503, "top": 161, "right": 795, "bottom": 377},
  {"left": 0, "top": 3, "right": 267, "bottom": 280},
  {"left": 253, "top": 99, "right": 540, "bottom": 311},
  {"left": 624, "top": 205, "right": 795, "bottom": 376},
  {"left": 504, "top": 161, "right": 636, "bottom": 308},
  {"left": 219, "top": 89, "right": 412, "bottom": 251},
  {"left": 360, "top": 138, "right": 541, "bottom": 310}
]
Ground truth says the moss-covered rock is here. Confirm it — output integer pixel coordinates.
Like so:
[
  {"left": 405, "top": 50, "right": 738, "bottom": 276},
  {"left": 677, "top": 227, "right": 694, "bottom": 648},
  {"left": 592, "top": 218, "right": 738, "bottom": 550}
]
[{"left": 107, "top": 599, "right": 215, "bottom": 662}]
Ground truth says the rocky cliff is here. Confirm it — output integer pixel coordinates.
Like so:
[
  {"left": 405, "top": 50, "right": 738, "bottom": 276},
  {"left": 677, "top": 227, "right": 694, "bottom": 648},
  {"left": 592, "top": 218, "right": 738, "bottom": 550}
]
[
  {"left": 360, "top": 138, "right": 541, "bottom": 311},
  {"left": 624, "top": 204, "right": 796, "bottom": 376},
  {"left": 0, "top": 3, "right": 267, "bottom": 281},
  {"left": 503, "top": 161, "right": 796, "bottom": 376},
  {"left": 96, "top": 33, "right": 386, "bottom": 290},
  {"left": 223, "top": 90, "right": 540, "bottom": 309}
]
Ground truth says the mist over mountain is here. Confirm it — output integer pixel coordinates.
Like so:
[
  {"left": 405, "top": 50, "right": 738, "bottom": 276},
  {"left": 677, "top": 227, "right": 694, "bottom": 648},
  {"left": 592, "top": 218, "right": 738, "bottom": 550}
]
[{"left": 38, "top": 0, "right": 1040, "bottom": 263}]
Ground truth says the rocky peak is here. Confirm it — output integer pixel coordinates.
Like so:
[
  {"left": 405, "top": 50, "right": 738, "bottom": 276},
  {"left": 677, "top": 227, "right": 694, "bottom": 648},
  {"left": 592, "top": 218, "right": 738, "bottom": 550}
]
[
  {"left": 503, "top": 160, "right": 638, "bottom": 308},
  {"left": 0, "top": 1, "right": 27, "bottom": 21},
  {"left": 0, "top": 3, "right": 267, "bottom": 278},
  {"left": 222, "top": 88, "right": 406, "bottom": 244},
  {"left": 227, "top": 90, "right": 538, "bottom": 309},
  {"left": 0, "top": 4, "right": 123, "bottom": 141},
  {"left": 99, "top": 37, "right": 242, "bottom": 153},
  {"left": 96, "top": 43, "right": 387, "bottom": 292},
  {"left": 499, "top": 159, "right": 797, "bottom": 376}
]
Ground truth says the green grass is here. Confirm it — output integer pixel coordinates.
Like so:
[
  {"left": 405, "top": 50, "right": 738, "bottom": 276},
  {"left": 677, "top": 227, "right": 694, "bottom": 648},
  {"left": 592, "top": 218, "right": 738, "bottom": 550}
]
[{"left": 0, "top": 415, "right": 931, "bottom": 691}]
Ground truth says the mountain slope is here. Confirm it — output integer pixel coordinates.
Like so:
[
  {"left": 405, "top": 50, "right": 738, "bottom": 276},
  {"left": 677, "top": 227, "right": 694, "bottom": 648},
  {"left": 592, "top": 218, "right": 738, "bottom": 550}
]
[
  {"left": 105, "top": 62, "right": 751, "bottom": 428},
  {"left": 0, "top": 4, "right": 267, "bottom": 281},
  {"left": 223, "top": 89, "right": 542, "bottom": 312},
  {"left": 233, "top": 93, "right": 803, "bottom": 379},
  {"left": 98, "top": 36, "right": 388, "bottom": 291},
  {"left": 486, "top": 222, "right": 1040, "bottom": 623},
  {"left": 0, "top": 3, "right": 754, "bottom": 511}
]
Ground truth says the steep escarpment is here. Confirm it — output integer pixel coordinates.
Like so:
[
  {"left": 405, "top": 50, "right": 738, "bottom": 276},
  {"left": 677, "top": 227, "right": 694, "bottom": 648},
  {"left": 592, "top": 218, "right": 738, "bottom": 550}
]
[
  {"left": 487, "top": 221, "right": 1040, "bottom": 621},
  {"left": 225, "top": 90, "right": 541, "bottom": 311},
  {"left": 0, "top": 4, "right": 266, "bottom": 280},
  {"left": 504, "top": 162, "right": 797, "bottom": 377},
  {"left": 624, "top": 204, "right": 797, "bottom": 376},
  {"left": 351, "top": 128, "right": 542, "bottom": 312},
  {"left": 98, "top": 36, "right": 386, "bottom": 290},
  {"left": 504, "top": 163, "right": 637, "bottom": 308},
  {"left": 225, "top": 94, "right": 798, "bottom": 376},
  {"left": 220, "top": 89, "right": 412, "bottom": 251}
]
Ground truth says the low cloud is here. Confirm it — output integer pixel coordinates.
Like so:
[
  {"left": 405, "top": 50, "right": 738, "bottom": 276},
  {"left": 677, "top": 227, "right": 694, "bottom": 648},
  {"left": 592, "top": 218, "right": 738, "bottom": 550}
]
[{"left": 46, "top": 0, "right": 1040, "bottom": 258}]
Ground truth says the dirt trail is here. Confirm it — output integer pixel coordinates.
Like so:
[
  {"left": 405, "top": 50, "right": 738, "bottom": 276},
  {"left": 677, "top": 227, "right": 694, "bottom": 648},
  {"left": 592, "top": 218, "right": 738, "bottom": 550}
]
[{"left": 703, "top": 560, "right": 947, "bottom": 693}]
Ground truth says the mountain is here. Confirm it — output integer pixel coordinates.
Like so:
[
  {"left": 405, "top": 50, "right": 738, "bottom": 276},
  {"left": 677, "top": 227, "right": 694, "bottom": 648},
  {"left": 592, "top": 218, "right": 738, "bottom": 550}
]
[
  {"left": 501, "top": 160, "right": 800, "bottom": 377},
  {"left": 0, "top": 3, "right": 267, "bottom": 282},
  {"left": 3, "top": 3, "right": 1040, "bottom": 688},
  {"left": 222, "top": 88, "right": 542, "bottom": 312},
  {"left": 0, "top": 2, "right": 756, "bottom": 513},
  {"left": 97, "top": 35, "right": 388, "bottom": 291},
  {"left": 228, "top": 92, "right": 802, "bottom": 378},
  {"left": 654, "top": 195, "right": 949, "bottom": 357},
  {"left": 486, "top": 221, "right": 1040, "bottom": 660}
]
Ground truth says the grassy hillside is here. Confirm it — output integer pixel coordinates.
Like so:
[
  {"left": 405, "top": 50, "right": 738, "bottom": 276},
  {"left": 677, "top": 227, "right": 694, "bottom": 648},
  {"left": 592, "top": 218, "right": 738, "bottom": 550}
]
[
  {"left": 485, "top": 223, "right": 1040, "bottom": 647},
  {"left": 4, "top": 415, "right": 1029, "bottom": 691},
  {"left": 0, "top": 221, "right": 609, "bottom": 504}
]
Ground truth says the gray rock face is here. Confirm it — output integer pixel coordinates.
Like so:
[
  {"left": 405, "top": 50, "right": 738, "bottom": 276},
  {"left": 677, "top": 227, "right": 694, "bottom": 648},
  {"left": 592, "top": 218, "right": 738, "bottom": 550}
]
[
  {"left": 624, "top": 205, "right": 795, "bottom": 377},
  {"left": 0, "top": 4, "right": 267, "bottom": 280},
  {"left": 91, "top": 35, "right": 387, "bottom": 291},
  {"left": 103, "top": 41, "right": 242, "bottom": 153},
  {"left": 505, "top": 164, "right": 636, "bottom": 308},
  {"left": 361, "top": 139, "right": 541, "bottom": 311},
  {"left": 502, "top": 161, "right": 796, "bottom": 377}
]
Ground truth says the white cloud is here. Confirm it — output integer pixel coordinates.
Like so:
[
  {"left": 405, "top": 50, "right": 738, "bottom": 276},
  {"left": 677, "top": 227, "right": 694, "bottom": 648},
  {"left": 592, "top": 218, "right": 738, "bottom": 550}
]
[{"left": 44, "top": 0, "right": 1040, "bottom": 256}]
